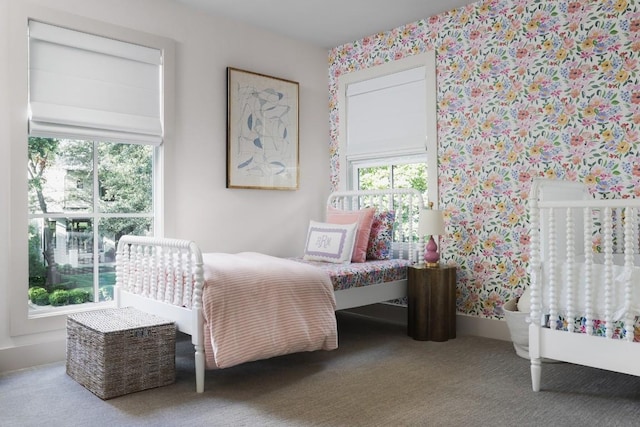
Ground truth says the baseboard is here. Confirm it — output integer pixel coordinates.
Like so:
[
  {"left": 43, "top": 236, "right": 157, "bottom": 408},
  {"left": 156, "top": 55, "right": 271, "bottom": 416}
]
[
  {"left": 1, "top": 305, "right": 511, "bottom": 373},
  {"left": 0, "top": 339, "right": 66, "bottom": 373},
  {"left": 456, "top": 312, "right": 510, "bottom": 341},
  {"left": 342, "top": 304, "right": 511, "bottom": 342}
]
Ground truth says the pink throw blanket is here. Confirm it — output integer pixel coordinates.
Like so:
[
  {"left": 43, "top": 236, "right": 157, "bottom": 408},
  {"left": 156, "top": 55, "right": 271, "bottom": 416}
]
[{"left": 201, "top": 252, "right": 337, "bottom": 369}]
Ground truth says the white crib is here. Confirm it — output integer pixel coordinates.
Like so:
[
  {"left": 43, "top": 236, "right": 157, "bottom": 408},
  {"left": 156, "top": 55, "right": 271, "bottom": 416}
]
[{"left": 528, "top": 179, "right": 640, "bottom": 391}]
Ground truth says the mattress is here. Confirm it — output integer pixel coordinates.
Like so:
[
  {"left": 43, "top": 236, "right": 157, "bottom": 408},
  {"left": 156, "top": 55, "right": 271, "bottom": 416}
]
[
  {"left": 543, "top": 259, "right": 640, "bottom": 321},
  {"left": 291, "top": 258, "right": 411, "bottom": 291}
]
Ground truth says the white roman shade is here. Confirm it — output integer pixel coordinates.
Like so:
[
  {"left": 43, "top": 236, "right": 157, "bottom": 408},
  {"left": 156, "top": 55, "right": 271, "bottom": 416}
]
[
  {"left": 346, "top": 66, "right": 427, "bottom": 159},
  {"left": 28, "top": 20, "right": 163, "bottom": 145}
]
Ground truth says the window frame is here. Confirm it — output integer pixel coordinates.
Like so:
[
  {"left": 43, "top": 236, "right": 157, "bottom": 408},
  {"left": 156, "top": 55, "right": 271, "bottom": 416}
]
[
  {"left": 27, "top": 139, "right": 157, "bottom": 315},
  {"left": 8, "top": 4, "right": 174, "bottom": 336},
  {"left": 337, "top": 51, "right": 438, "bottom": 207}
]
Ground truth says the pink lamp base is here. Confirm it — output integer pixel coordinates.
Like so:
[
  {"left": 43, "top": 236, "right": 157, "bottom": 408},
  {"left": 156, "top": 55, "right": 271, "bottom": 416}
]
[{"left": 424, "top": 236, "right": 440, "bottom": 268}]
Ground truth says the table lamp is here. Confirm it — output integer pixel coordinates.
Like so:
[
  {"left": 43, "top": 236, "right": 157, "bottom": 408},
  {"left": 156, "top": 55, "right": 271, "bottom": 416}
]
[{"left": 418, "top": 202, "right": 445, "bottom": 268}]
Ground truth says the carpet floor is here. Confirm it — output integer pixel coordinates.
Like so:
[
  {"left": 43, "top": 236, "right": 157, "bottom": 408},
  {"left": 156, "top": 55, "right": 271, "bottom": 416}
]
[{"left": 2, "top": 312, "right": 640, "bottom": 426}]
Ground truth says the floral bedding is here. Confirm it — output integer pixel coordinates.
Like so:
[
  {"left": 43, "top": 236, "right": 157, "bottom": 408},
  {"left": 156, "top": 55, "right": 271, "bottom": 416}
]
[
  {"left": 292, "top": 258, "right": 412, "bottom": 291},
  {"left": 548, "top": 316, "right": 640, "bottom": 342}
]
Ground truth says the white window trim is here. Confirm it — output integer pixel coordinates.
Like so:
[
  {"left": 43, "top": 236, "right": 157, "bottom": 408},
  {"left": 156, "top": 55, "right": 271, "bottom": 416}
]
[
  {"left": 8, "top": 3, "right": 174, "bottom": 336},
  {"left": 337, "top": 51, "right": 438, "bottom": 206}
]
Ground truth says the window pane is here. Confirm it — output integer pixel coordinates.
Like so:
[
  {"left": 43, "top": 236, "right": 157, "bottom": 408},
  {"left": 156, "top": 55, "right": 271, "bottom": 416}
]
[
  {"left": 357, "top": 162, "right": 427, "bottom": 197},
  {"left": 98, "top": 143, "right": 152, "bottom": 213},
  {"left": 99, "top": 217, "right": 152, "bottom": 255},
  {"left": 28, "top": 138, "right": 93, "bottom": 214},
  {"left": 358, "top": 165, "right": 390, "bottom": 190},
  {"left": 28, "top": 217, "right": 96, "bottom": 308},
  {"left": 28, "top": 218, "right": 47, "bottom": 291},
  {"left": 392, "top": 163, "right": 427, "bottom": 200},
  {"left": 28, "top": 218, "right": 93, "bottom": 285},
  {"left": 97, "top": 217, "right": 152, "bottom": 302}
]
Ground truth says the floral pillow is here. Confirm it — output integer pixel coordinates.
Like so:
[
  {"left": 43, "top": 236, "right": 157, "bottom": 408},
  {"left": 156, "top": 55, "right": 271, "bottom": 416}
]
[{"left": 366, "top": 210, "right": 395, "bottom": 260}]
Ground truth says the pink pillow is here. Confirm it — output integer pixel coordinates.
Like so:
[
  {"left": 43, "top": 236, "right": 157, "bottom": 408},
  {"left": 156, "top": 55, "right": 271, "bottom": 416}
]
[{"left": 326, "top": 207, "right": 375, "bottom": 263}]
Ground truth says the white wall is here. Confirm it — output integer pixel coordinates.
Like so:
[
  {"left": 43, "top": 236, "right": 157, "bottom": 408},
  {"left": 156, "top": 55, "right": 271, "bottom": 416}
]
[{"left": 0, "top": 0, "right": 330, "bottom": 371}]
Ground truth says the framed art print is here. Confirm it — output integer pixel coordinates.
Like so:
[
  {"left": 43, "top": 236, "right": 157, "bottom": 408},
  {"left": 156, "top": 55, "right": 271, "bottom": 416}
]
[{"left": 226, "top": 67, "right": 299, "bottom": 190}]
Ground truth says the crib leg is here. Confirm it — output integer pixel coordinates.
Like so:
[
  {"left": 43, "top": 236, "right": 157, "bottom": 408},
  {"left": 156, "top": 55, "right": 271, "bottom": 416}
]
[
  {"left": 194, "top": 344, "right": 205, "bottom": 393},
  {"left": 530, "top": 358, "right": 541, "bottom": 392}
]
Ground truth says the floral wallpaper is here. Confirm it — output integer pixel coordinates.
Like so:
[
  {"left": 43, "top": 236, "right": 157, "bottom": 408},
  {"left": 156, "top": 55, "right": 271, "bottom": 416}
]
[{"left": 328, "top": 0, "right": 640, "bottom": 319}]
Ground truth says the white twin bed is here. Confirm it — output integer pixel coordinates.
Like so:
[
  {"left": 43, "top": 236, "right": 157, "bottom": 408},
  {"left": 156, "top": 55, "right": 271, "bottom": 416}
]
[
  {"left": 115, "top": 188, "right": 424, "bottom": 393},
  {"left": 528, "top": 179, "right": 640, "bottom": 391}
]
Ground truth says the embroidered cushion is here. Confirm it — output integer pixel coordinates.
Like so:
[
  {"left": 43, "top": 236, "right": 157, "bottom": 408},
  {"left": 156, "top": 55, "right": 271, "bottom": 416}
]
[{"left": 303, "top": 221, "right": 358, "bottom": 264}]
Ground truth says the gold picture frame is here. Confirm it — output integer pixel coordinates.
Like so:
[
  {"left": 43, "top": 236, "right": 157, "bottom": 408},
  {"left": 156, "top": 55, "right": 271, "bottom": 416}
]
[{"left": 226, "top": 67, "right": 299, "bottom": 190}]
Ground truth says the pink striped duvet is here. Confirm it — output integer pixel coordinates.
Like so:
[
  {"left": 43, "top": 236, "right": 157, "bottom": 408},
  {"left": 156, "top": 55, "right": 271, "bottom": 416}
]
[{"left": 201, "top": 252, "right": 338, "bottom": 369}]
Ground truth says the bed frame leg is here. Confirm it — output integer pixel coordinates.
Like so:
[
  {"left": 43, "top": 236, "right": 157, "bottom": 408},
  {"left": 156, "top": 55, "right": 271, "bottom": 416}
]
[
  {"left": 195, "top": 344, "right": 205, "bottom": 393},
  {"left": 530, "top": 358, "right": 541, "bottom": 392}
]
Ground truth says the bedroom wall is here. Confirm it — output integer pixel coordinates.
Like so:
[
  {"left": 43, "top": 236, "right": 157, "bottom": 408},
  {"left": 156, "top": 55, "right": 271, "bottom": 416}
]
[
  {"left": 0, "top": 0, "right": 330, "bottom": 371},
  {"left": 329, "top": 0, "right": 640, "bottom": 319}
]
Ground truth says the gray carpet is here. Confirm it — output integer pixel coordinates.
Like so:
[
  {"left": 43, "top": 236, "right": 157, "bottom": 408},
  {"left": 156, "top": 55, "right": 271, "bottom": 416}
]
[{"left": 2, "top": 312, "right": 640, "bottom": 427}]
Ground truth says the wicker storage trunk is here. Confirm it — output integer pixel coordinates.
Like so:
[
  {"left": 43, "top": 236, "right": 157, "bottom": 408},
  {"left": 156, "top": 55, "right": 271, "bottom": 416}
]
[{"left": 66, "top": 307, "right": 176, "bottom": 399}]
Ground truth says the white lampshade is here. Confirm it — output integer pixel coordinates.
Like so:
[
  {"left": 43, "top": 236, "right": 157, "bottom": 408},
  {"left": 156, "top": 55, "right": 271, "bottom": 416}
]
[{"left": 418, "top": 208, "right": 445, "bottom": 237}]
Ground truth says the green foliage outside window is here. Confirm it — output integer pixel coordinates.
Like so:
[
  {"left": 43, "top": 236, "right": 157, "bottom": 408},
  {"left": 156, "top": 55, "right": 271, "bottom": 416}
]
[{"left": 358, "top": 163, "right": 426, "bottom": 193}]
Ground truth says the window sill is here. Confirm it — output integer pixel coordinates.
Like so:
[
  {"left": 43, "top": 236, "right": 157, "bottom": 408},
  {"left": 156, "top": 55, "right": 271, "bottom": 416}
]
[{"left": 28, "top": 301, "right": 116, "bottom": 320}]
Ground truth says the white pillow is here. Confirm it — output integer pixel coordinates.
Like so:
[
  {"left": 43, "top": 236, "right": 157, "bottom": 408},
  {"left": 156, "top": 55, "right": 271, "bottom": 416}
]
[{"left": 303, "top": 220, "right": 357, "bottom": 263}]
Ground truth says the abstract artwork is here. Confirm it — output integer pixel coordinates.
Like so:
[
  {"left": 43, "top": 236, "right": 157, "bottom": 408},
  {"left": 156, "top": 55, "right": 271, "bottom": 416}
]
[{"left": 226, "top": 67, "right": 299, "bottom": 190}]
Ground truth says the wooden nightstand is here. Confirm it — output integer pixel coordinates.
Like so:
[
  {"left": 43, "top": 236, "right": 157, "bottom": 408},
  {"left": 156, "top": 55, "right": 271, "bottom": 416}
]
[{"left": 407, "top": 265, "right": 456, "bottom": 341}]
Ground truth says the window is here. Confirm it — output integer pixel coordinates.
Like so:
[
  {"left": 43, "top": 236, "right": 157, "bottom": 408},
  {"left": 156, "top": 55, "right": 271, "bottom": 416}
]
[
  {"left": 337, "top": 51, "right": 437, "bottom": 205},
  {"left": 8, "top": 6, "right": 173, "bottom": 334},
  {"left": 25, "top": 21, "right": 164, "bottom": 315},
  {"left": 353, "top": 158, "right": 428, "bottom": 245},
  {"left": 337, "top": 53, "right": 436, "bottom": 249},
  {"left": 28, "top": 138, "right": 154, "bottom": 312}
]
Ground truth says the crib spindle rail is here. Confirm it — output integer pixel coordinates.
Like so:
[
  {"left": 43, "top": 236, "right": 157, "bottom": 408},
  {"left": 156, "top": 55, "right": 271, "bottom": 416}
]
[
  {"left": 529, "top": 179, "right": 640, "bottom": 391},
  {"left": 535, "top": 201, "right": 640, "bottom": 339},
  {"left": 583, "top": 207, "right": 594, "bottom": 336}
]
